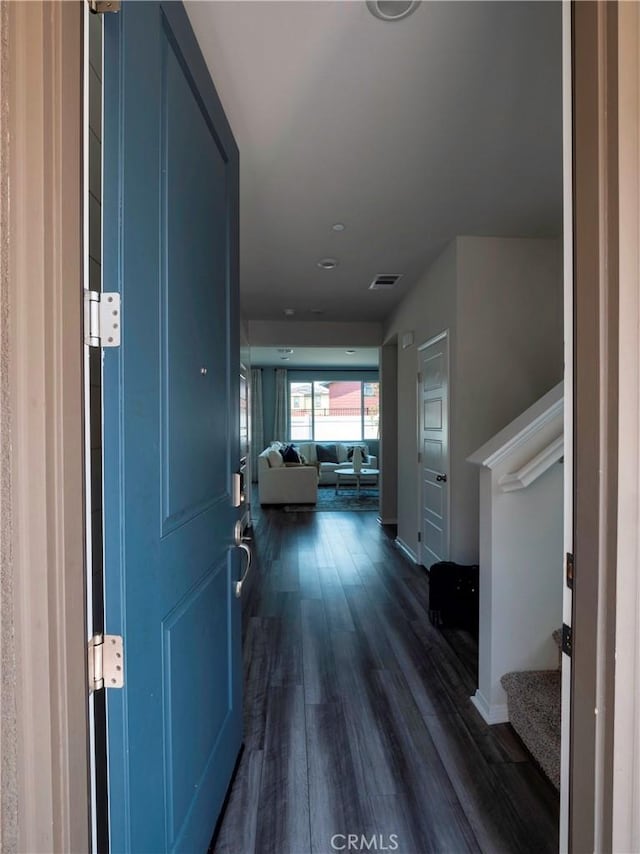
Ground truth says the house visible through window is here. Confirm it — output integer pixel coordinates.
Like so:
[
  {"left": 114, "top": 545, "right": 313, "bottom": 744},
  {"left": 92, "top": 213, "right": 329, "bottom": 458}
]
[{"left": 289, "top": 380, "right": 380, "bottom": 441}]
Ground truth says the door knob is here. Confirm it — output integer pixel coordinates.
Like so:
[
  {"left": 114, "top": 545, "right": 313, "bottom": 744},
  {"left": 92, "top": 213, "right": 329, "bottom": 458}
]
[{"left": 436, "top": 474, "right": 447, "bottom": 483}]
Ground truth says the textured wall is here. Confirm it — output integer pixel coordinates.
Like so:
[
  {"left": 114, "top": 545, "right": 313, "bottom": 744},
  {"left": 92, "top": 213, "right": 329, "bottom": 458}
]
[{"left": 0, "top": 0, "right": 18, "bottom": 850}]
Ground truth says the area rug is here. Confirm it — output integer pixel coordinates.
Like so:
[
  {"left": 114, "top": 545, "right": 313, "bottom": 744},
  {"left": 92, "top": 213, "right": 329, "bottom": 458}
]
[{"left": 283, "top": 485, "right": 379, "bottom": 512}]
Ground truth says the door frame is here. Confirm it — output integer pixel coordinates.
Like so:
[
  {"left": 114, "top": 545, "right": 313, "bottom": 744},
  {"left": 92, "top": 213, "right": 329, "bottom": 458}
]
[
  {"left": 4, "top": 1, "right": 640, "bottom": 850},
  {"left": 571, "top": 1, "right": 640, "bottom": 851},
  {"left": 1, "top": 2, "right": 89, "bottom": 851},
  {"left": 611, "top": 4, "right": 640, "bottom": 847},
  {"left": 416, "top": 330, "right": 450, "bottom": 568}
]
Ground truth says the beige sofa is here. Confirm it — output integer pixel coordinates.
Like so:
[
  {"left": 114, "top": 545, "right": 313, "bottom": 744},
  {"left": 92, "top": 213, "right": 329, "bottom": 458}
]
[{"left": 257, "top": 446, "right": 318, "bottom": 505}]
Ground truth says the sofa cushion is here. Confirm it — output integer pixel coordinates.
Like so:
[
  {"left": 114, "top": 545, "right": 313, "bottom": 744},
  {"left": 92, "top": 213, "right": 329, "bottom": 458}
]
[
  {"left": 297, "top": 442, "right": 316, "bottom": 463},
  {"left": 266, "top": 448, "right": 284, "bottom": 468},
  {"left": 316, "top": 443, "right": 339, "bottom": 463},
  {"left": 281, "top": 443, "right": 302, "bottom": 463},
  {"left": 336, "top": 443, "right": 348, "bottom": 463}
]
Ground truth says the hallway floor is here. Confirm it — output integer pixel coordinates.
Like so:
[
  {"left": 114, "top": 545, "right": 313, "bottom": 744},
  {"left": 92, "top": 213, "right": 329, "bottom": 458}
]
[{"left": 212, "top": 509, "right": 559, "bottom": 854}]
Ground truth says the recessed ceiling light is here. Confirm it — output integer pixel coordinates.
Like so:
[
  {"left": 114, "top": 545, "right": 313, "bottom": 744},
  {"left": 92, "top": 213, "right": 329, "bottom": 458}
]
[
  {"left": 332, "top": 223, "right": 345, "bottom": 232},
  {"left": 283, "top": 308, "right": 295, "bottom": 316},
  {"left": 280, "top": 356, "right": 290, "bottom": 361},
  {"left": 317, "top": 258, "right": 338, "bottom": 270},
  {"left": 345, "top": 349, "right": 356, "bottom": 355},
  {"left": 310, "top": 308, "right": 325, "bottom": 315},
  {"left": 277, "top": 348, "right": 294, "bottom": 354},
  {"left": 366, "top": 0, "right": 420, "bottom": 22}
]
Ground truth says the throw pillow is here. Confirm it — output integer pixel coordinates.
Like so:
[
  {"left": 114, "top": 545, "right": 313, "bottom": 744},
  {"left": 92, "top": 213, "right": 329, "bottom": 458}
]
[
  {"left": 281, "top": 443, "right": 302, "bottom": 463},
  {"left": 336, "top": 443, "right": 349, "bottom": 463},
  {"left": 316, "top": 443, "right": 339, "bottom": 463},
  {"left": 266, "top": 448, "right": 284, "bottom": 468}
]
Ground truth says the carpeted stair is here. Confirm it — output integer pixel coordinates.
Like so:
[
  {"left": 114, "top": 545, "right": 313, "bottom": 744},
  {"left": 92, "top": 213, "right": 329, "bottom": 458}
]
[{"left": 500, "top": 629, "right": 562, "bottom": 789}]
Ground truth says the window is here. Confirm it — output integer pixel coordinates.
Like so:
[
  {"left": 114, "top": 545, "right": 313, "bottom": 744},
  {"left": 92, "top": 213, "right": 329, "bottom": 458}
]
[
  {"left": 289, "top": 379, "right": 379, "bottom": 441},
  {"left": 289, "top": 382, "right": 312, "bottom": 440}
]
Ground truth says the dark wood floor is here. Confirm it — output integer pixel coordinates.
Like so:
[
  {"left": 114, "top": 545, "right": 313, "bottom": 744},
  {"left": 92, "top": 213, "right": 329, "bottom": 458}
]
[{"left": 212, "top": 507, "right": 559, "bottom": 854}]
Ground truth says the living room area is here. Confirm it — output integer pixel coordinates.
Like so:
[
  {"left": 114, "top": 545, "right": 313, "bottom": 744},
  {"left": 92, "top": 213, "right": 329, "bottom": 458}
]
[{"left": 249, "top": 344, "right": 382, "bottom": 512}]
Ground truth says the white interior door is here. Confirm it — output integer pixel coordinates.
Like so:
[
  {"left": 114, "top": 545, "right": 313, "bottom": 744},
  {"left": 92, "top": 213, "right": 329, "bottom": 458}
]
[{"left": 418, "top": 332, "right": 450, "bottom": 568}]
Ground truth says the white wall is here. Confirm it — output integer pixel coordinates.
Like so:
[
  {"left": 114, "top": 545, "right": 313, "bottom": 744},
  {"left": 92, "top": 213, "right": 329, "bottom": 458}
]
[
  {"left": 473, "top": 449, "right": 564, "bottom": 724},
  {"left": 384, "top": 241, "right": 457, "bottom": 555},
  {"left": 380, "top": 340, "right": 398, "bottom": 524},
  {"left": 486, "top": 464, "right": 563, "bottom": 712},
  {"left": 384, "top": 236, "right": 563, "bottom": 564},
  {"left": 454, "top": 236, "right": 563, "bottom": 562}
]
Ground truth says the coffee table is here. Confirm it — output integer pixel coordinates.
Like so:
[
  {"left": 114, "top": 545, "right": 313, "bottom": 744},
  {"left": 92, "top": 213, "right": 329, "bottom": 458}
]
[{"left": 335, "top": 467, "right": 380, "bottom": 496}]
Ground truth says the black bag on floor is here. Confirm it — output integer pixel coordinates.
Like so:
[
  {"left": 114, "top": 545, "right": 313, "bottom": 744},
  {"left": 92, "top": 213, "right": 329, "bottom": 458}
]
[{"left": 428, "top": 561, "right": 479, "bottom": 635}]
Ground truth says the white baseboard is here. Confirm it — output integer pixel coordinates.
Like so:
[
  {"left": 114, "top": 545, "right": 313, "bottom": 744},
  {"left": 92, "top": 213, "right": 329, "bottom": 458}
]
[
  {"left": 470, "top": 690, "right": 510, "bottom": 725},
  {"left": 377, "top": 516, "right": 398, "bottom": 526},
  {"left": 394, "top": 537, "right": 418, "bottom": 564}
]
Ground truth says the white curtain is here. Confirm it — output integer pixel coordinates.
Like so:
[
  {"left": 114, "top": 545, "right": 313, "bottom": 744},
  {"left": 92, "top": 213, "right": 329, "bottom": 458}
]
[
  {"left": 273, "top": 367, "right": 288, "bottom": 442},
  {"left": 250, "top": 368, "right": 263, "bottom": 482}
]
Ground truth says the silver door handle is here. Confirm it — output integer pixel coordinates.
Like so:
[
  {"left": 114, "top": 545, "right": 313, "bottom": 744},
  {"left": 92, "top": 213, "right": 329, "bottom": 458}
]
[
  {"left": 235, "top": 542, "right": 251, "bottom": 598},
  {"left": 436, "top": 473, "right": 447, "bottom": 483}
]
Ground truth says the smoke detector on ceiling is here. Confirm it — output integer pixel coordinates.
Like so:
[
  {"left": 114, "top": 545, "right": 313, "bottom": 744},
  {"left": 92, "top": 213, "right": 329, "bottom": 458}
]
[
  {"left": 366, "top": 1, "right": 420, "bottom": 22},
  {"left": 368, "top": 273, "right": 403, "bottom": 290}
]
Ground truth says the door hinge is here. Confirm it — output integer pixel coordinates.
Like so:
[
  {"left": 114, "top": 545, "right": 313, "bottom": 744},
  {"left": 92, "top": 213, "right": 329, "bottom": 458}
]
[
  {"left": 561, "top": 623, "right": 572, "bottom": 658},
  {"left": 88, "top": 634, "right": 124, "bottom": 693},
  {"left": 88, "top": 0, "right": 121, "bottom": 13},
  {"left": 418, "top": 531, "right": 422, "bottom": 543},
  {"left": 417, "top": 372, "right": 422, "bottom": 385},
  {"left": 85, "top": 291, "right": 121, "bottom": 348},
  {"left": 566, "top": 552, "right": 574, "bottom": 590},
  {"left": 418, "top": 452, "right": 422, "bottom": 463}
]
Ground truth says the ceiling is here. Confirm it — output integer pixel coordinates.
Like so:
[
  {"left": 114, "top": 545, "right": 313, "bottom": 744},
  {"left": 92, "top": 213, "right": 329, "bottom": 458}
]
[
  {"left": 186, "top": 1, "right": 563, "bottom": 324},
  {"left": 250, "top": 346, "right": 379, "bottom": 369}
]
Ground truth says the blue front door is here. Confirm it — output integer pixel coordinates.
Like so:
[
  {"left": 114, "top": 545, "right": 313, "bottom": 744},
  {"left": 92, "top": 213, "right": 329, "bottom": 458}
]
[{"left": 102, "top": 4, "right": 242, "bottom": 851}]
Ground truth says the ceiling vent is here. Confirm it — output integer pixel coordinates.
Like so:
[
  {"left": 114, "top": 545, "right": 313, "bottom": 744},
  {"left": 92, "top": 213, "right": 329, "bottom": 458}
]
[{"left": 368, "top": 273, "right": 403, "bottom": 291}]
